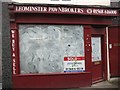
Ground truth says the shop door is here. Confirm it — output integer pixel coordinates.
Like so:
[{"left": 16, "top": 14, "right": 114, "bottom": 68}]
[{"left": 91, "top": 36, "right": 104, "bottom": 83}]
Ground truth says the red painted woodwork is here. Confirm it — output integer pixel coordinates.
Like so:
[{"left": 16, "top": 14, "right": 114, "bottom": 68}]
[
  {"left": 10, "top": 5, "right": 119, "bottom": 16},
  {"left": 15, "top": 13, "right": 112, "bottom": 25},
  {"left": 10, "top": 28, "right": 20, "bottom": 74},
  {"left": 91, "top": 27, "right": 107, "bottom": 82},
  {"left": 84, "top": 26, "right": 92, "bottom": 72},
  {"left": 92, "top": 61, "right": 103, "bottom": 82},
  {"left": 119, "top": 27, "right": 120, "bottom": 77},
  {"left": 91, "top": 36, "right": 103, "bottom": 82},
  {"left": 109, "top": 26, "right": 120, "bottom": 77},
  {"left": 12, "top": 72, "right": 92, "bottom": 88},
  {"left": 9, "top": 4, "right": 115, "bottom": 88}
]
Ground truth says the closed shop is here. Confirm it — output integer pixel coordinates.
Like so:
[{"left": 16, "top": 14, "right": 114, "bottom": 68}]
[{"left": 9, "top": 4, "right": 119, "bottom": 88}]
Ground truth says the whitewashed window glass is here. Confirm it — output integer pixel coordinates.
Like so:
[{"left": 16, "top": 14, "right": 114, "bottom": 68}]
[
  {"left": 92, "top": 37, "right": 102, "bottom": 62},
  {"left": 19, "top": 25, "right": 84, "bottom": 74}
]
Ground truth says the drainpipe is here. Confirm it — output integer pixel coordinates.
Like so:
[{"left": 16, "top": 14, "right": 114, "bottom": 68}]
[{"left": 106, "top": 27, "right": 110, "bottom": 80}]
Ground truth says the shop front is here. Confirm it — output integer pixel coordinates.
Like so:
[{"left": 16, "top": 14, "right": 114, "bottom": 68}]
[{"left": 9, "top": 4, "right": 119, "bottom": 88}]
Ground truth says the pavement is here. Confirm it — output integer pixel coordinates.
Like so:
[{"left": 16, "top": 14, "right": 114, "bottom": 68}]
[
  {"left": 0, "top": 78, "right": 119, "bottom": 90},
  {"left": 62, "top": 78, "right": 120, "bottom": 90},
  {"left": 90, "top": 81, "right": 118, "bottom": 88},
  {"left": 0, "top": 83, "right": 1, "bottom": 90}
]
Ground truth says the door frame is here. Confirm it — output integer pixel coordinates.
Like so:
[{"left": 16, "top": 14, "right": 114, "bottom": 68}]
[{"left": 91, "top": 26, "right": 108, "bottom": 83}]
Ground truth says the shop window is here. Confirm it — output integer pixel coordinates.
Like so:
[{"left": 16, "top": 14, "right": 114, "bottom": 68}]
[{"left": 19, "top": 25, "right": 84, "bottom": 74}]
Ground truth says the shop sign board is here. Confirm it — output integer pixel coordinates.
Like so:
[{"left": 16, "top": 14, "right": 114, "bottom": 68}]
[
  {"left": 14, "top": 6, "right": 119, "bottom": 16},
  {"left": 64, "top": 57, "right": 85, "bottom": 72}
]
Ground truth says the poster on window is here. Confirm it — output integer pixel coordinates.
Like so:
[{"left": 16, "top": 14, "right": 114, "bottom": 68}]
[{"left": 64, "top": 57, "right": 85, "bottom": 72}]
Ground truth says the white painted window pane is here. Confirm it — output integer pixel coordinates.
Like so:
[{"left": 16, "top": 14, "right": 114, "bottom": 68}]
[
  {"left": 19, "top": 25, "right": 84, "bottom": 74},
  {"left": 92, "top": 37, "right": 102, "bottom": 62}
]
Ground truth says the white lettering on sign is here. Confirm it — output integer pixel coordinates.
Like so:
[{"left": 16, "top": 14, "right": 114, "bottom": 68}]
[
  {"left": 11, "top": 30, "right": 17, "bottom": 75},
  {"left": 12, "top": 40, "right": 15, "bottom": 51},
  {"left": 13, "top": 59, "right": 16, "bottom": 74},
  {"left": 16, "top": 6, "right": 47, "bottom": 12},
  {"left": 86, "top": 8, "right": 117, "bottom": 15},
  {"left": 87, "top": 9, "right": 93, "bottom": 14},
  {"left": 15, "top": 6, "right": 118, "bottom": 16},
  {"left": 57, "top": 7, "right": 83, "bottom": 13}
]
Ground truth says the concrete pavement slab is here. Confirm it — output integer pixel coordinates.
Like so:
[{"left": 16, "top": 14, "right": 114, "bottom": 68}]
[
  {"left": 0, "top": 78, "right": 119, "bottom": 90},
  {"left": 58, "top": 80, "right": 119, "bottom": 90},
  {"left": 0, "top": 83, "right": 2, "bottom": 89},
  {"left": 91, "top": 81, "right": 118, "bottom": 88}
]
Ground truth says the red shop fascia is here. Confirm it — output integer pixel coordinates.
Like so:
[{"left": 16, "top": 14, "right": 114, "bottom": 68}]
[{"left": 9, "top": 3, "right": 119, "bottom": 89}]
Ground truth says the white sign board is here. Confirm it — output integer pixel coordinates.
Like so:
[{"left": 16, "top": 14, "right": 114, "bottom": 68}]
[
  {"left": 64, "top": 57, "right": 85, "bottom": 72},
  {"left": 13, "top": 0, "right": 110, "bottom": 6}
]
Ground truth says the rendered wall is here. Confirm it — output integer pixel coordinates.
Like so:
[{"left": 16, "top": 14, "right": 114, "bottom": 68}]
[
  {"left": 0, "top": 1, "right": 2, "bottom": 83},
  {"left": 2, "top": 2, "right": 12, "bottom": 88},
  {"left": 12, "top": 0, "right": 110, "bottom": 6}
]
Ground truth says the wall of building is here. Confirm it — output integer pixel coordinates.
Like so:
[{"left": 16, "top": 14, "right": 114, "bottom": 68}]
[
  {"left": 110, "top": 0, "right": 120, "bottom": 2},
  {"left": 109, "top": 1, "right": 120, "bottom": 77},
  {"left": 1, "top": 2, "right": 12, "bottom": 88},
  {"left": 0, "top": 0, "right": 12, "bottom": 83},
  {"left": 0, "top": 1, "right": 2, "bottom": 83},
  {"left": 0, "top": 0, "right": 119, "bottom": 88},
  {"left": 109, "top": 26, "right": 120, "bottom": 77},
  {"left": 12, "top": 0, "right": 110, "bottom": 6},
  {"left": 111, "top": 1, "right": 120, "bottom": 7}
]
